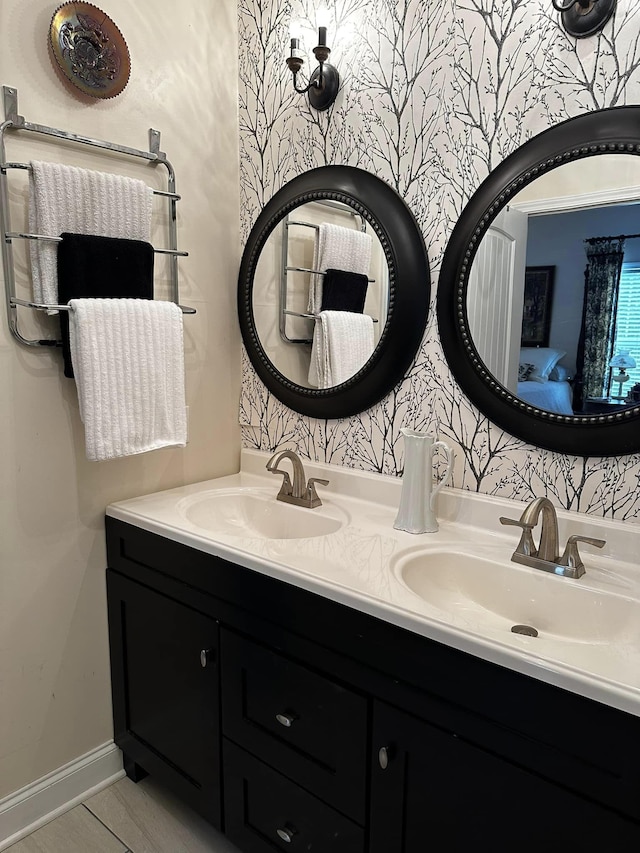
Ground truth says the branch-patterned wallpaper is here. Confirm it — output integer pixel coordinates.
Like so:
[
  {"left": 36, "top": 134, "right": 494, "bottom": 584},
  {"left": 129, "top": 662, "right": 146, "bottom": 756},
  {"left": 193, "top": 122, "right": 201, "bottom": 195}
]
[{"left": 238, "top": 0, "right": 640, "bottom": 523}]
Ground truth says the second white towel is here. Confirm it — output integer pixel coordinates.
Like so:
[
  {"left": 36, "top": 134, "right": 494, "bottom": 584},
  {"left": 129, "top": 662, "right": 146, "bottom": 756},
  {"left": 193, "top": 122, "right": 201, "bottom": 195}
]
[
  {"left": 29, "top": 160, "right": 153, "bottom": 309},
  {"left": 68, "top": 298, "right": 187, "bottom": 462},
  {"left": 308, "top": 310, "right": 375, "bottom": 389},
  {"left": 307, "top": 223, "right": 372, "bottom": 314}
]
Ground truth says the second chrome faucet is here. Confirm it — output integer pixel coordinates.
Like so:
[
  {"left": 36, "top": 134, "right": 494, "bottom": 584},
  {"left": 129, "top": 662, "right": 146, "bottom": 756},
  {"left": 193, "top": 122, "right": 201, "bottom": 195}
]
[
  {"left": 500, "top": 497, "right": 605, "bottom": 579},
  {"left": 266, "top": 449, "right": 329, "bottom": 509}
]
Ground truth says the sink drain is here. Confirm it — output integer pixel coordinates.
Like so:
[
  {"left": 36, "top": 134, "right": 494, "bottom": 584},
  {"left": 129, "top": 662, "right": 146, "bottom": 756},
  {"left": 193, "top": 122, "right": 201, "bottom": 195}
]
[{"left": 511, "top": 624, "right": 538, "bottom": 637}]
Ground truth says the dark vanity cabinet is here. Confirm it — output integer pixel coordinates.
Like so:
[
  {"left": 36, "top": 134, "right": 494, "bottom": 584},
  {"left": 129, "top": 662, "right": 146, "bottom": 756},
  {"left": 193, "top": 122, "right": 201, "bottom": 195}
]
[{"left": 106, "top": 518, "right": 640, "bottom": 852}]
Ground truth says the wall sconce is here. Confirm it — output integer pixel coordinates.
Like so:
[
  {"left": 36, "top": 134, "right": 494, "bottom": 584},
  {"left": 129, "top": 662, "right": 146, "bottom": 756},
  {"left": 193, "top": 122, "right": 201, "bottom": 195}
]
[
  {"left": 609, "top": 350, "right": 636, "bottom": 399},
  {"left": 286, "top": 25, "right": 340, "bottom": 111},
  {"left": 552, "top": 0, "right": 616, "bottom": 38}
]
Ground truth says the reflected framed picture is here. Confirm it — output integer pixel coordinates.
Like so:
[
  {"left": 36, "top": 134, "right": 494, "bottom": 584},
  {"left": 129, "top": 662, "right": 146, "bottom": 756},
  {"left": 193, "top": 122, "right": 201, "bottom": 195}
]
[{"left": 521, "top": 265, "right": 555, "bottom": 347}]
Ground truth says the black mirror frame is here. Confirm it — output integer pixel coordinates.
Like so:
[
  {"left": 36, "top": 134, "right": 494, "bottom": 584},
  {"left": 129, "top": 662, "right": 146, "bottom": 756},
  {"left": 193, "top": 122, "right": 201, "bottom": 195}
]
[
  {"left": 238, "top": 165, "right": 430, "bottom": 419},
  {"left": 438, "top": 106, "right": 640, "bottom": 457}
]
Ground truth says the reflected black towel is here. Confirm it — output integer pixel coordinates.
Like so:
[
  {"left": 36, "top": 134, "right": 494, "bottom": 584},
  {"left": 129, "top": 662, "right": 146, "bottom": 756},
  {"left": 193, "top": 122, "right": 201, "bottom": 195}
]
[
  {"left": 58, "top": 233, "right": 154, "bottom": 377},
  {"left": 320, "top": 268, "right": 369, "bottom": 313}
]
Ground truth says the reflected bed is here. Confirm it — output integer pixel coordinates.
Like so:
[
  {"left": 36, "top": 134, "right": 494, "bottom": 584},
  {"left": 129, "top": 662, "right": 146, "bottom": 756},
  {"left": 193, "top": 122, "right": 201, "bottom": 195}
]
[{"left": 516, "top": 379, "right": 574, "bottom": 415}]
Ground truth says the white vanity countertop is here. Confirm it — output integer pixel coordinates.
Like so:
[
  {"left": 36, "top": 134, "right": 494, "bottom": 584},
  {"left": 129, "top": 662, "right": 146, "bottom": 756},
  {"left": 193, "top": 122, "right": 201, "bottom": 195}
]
[{"left": 107, "top": 449, "right": 640, "bottom": 718}]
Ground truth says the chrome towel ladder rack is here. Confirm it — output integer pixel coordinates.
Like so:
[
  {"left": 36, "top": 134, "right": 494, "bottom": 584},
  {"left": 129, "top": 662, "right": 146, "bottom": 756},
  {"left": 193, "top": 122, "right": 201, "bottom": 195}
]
[
  {"left": 279, "top": 200, "right": 377, "bottom": 345},
  {"left": 0, "top": 84, "right": 194, "bottom": 348}
]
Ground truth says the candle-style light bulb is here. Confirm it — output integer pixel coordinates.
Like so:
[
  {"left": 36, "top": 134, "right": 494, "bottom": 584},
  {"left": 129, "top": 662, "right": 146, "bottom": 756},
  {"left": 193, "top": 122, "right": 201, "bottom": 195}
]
[
  {"left": 286, "top": 24, "right": 305, "bottom": 77},
  {"left": 318, "top": 26, "right": 327, "bottom": 46}
]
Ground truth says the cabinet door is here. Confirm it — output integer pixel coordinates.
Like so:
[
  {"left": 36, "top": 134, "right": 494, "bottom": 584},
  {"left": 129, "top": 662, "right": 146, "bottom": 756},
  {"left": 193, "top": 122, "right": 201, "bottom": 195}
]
[
  {"left": 107, "top": 571, "right": 221, "bottom": 827},
  {"left": 370, "top": 701, "right": 640, "bottom": 853}
]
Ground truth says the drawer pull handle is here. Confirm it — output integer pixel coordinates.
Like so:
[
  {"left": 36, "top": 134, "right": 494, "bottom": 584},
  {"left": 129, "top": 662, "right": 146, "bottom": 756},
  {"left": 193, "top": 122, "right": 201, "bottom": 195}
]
[
  {"left": 378, "top": 746, "right": 389, "bottom": 770},
  {"left": 276, "top": 825, "right": 297, "bottom": 843},
  {"left": 200, "top": 648, "right": 214, "bottom": 668},
  {"left": 276, "top": 712, "right": 296, "bottom": 728}
]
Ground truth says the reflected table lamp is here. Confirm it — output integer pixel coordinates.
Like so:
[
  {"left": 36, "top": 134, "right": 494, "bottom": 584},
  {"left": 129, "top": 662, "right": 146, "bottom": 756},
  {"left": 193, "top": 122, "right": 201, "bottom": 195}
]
[{"left": 609, "top": 350, "right": 636, "bottom": 399}]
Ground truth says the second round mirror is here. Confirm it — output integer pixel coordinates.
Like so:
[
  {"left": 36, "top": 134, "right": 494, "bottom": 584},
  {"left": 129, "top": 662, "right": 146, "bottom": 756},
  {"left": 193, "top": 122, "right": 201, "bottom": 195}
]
[
  {"left": 467, "top": 154, "right": 640, "bottom": 418},
  {"left": 438, "top": 105, "right": 640, "bottom": 456}
]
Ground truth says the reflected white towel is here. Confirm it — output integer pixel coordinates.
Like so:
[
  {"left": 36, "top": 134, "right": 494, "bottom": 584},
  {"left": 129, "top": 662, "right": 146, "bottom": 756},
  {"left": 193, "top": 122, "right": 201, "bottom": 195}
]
[
  {"left": 29, "top": 161, "right": 153, "bottom": 310},
  {"left": 308, "top": 311, "right": 375, "bottom": 389},
  {"left": 68, "top": 298, "right": 187, "bottom": 461},
  {"left": 307, "top": 223, "right": 372, "bottom": 313}
]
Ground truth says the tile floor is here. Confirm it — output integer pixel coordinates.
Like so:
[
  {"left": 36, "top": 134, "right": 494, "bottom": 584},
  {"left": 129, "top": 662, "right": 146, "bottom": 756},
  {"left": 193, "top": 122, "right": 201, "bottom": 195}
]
[{"left": 7, "top": 776, "right": 241, "bottom": 853}]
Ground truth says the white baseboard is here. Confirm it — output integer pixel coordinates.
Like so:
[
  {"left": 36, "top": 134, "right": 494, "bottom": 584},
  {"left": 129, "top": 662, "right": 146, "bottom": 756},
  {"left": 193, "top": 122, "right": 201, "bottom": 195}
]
[{"left": 0, "top": 741, "right": 125, "bottom": 851}]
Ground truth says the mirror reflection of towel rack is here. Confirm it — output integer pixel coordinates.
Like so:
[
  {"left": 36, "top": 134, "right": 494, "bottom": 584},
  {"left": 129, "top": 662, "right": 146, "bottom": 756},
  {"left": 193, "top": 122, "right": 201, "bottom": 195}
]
[
  {"left": 283, "top": 309, "right": 378, "bottom": 321},
  {"left": 0, "top": 84, "right": 195, "bottom": 348},
  {"left": 280, "top": 203, "right": 377, "bottom": 345}
]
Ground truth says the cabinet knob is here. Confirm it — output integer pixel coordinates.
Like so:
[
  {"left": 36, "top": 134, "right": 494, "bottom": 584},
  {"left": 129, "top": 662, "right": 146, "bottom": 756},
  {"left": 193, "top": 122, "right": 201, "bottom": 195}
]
[
  {"left": 275, "top": 712, "right": 297, "bottom": 728},
  {"left": 276, "top": 825, "right": 298, "bottom": 843},
  {"left": 200, "top": 648, "right": 215, "bottom": 668},
  {"left": 378, "top": 746, "right": 390, "bottom": 769}
]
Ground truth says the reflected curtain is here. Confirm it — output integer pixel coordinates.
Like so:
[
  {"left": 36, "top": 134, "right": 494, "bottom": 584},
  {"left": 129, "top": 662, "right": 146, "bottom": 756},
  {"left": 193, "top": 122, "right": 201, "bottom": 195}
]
[{"left": 575, "top": 237, "right": 625, "bottom": 409}]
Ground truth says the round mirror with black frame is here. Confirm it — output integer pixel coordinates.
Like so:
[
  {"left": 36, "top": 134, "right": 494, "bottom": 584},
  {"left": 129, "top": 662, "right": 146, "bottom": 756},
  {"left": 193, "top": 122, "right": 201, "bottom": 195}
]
[
  {"left": 238, "top": 165, "right": 430, "bottom": 419},
  {"left": 438, "top": 106, "right": 640, "bottom": 457}
]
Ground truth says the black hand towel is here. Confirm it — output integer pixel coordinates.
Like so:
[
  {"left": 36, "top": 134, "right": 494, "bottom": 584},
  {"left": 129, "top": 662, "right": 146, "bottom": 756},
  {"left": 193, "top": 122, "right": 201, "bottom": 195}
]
[
  {"left": 320, "top": 268, "right": 369, "bottom": 313},
  {"left": 57, "top": 233, "right": 155, "bottom": 377}
]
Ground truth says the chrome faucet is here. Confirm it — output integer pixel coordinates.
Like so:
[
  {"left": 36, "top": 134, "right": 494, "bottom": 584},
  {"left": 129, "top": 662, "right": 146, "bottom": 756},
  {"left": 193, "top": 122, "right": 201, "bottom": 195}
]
[
  {"left": 520, "top": 497, "right": 559, "bottom": 562},
  {"left": 500, "top": 497, "right": 605, "bottom": 579},
  {"left": 266, "top": 449, "right": 329, "bottom": 509}
]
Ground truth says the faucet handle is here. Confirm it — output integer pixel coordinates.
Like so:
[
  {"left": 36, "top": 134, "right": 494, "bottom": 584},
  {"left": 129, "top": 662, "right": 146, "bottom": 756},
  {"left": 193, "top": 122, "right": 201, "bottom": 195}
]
[
  {"left": 305, "top": 477, "right": 329, "bottom": 508},
  {"left": 500, "top": 516, "right": 533, "bottom": 528},
  {"left": 499, "top": 516, "right": 536, "bottom": 557},
  {"left": 559, "top": 534, "right": 606, "bottom": 571},
  {"left": 267, "top": 465, "right": 293, "bottom": 497}
]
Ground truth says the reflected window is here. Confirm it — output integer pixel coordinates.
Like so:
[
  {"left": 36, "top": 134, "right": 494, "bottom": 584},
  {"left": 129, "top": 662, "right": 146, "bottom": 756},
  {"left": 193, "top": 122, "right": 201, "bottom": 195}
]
[{"left": 607, "top": 262, "right": 640, "bottom": 394}]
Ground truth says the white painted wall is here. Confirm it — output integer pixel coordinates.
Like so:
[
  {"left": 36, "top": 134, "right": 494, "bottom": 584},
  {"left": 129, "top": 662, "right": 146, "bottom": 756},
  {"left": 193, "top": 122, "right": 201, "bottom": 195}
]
[{"left": 0, "top": 0, "right": 241, "bottom": 799}]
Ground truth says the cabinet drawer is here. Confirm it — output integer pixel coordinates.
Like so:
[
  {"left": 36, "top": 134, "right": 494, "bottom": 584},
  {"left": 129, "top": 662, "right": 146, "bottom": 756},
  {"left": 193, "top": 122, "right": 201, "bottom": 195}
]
[
  {"left": 221, "top": 628, "right": 368, "bottom": 823},
  {"left": 223, "top": 739, "right": 365, "bottom": 853}
]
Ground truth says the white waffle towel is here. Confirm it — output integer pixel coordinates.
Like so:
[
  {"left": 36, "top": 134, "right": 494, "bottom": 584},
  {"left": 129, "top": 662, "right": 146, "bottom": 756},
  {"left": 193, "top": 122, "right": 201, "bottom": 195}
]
[
  {"left": 308, "top": 310, "right": 375, "bottom": 389},
  {"left": 307, "top": 223, "right": 372, "bottom": 314},
  {"left": 29, "top": 161, "right": 153, "bottom": 311},
  {"left": 68, "top": 298, "right": 187, "bottom": 461}
]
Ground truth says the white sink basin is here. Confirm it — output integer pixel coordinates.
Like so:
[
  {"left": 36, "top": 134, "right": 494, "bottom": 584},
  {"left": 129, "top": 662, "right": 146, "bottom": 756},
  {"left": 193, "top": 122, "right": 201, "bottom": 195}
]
[
  {"left": 177, "top": 488, "right": 348, "bottom": 540},
  {"left": 395, "top": 549, "right": 639, "bottom": 645}
]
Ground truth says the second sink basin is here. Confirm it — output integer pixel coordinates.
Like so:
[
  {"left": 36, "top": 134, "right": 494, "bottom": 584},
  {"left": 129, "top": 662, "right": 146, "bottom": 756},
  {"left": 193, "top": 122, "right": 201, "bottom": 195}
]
[
  {"left": 395, "top": 548, "right": 639, "bottom": 645},
  {"left": 178, "top": 488, "right": 348, "bottom": 540}
]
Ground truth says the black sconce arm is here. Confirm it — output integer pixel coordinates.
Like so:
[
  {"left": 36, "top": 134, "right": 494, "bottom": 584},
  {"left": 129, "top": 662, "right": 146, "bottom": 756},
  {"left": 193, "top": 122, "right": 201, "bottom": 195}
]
[{"left": 286, "top": 53, "right": 328, "bottom": 95}]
